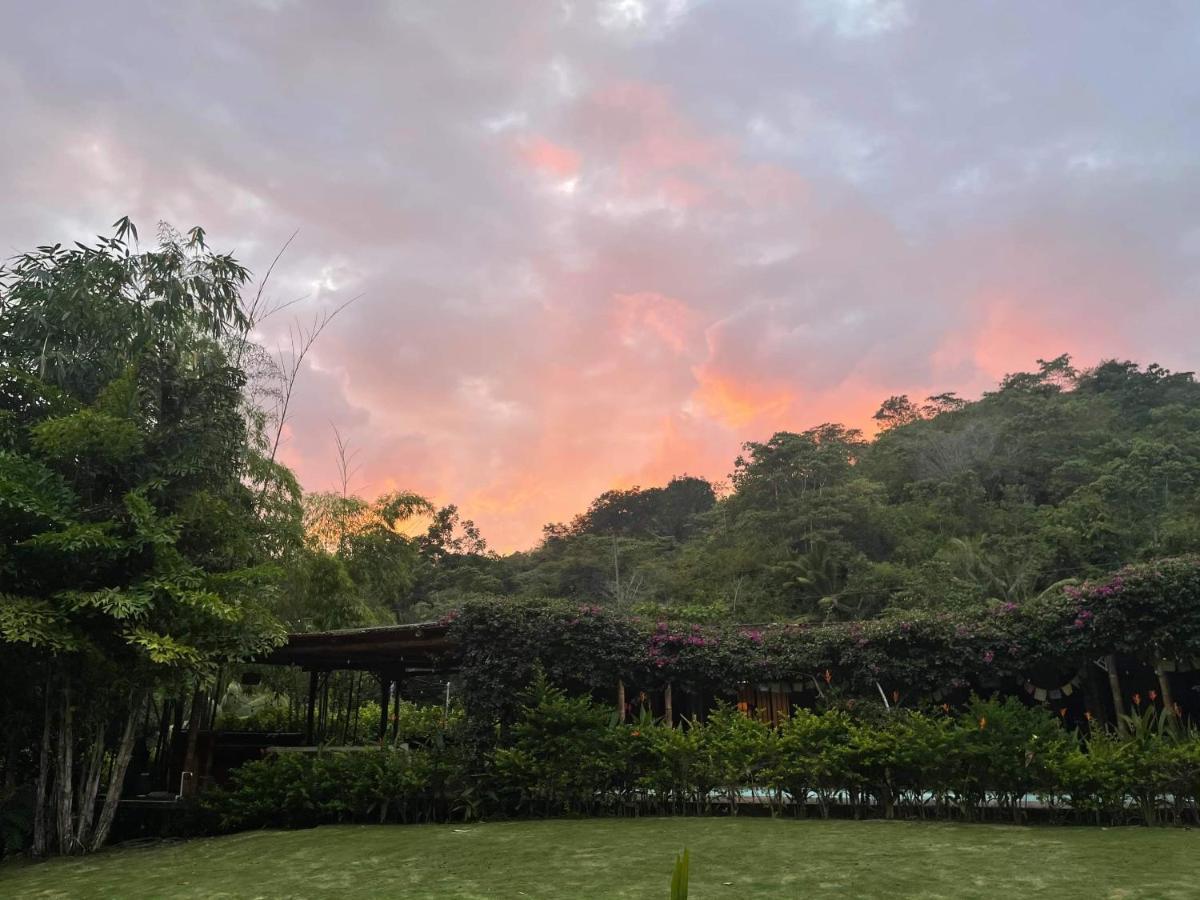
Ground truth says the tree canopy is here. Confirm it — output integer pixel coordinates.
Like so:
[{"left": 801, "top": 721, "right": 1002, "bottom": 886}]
[
  {"left": 419, "top": 355, "right": 1200, "bottom": 624},
  {"left": 0, "top": 221, "right": 304, "bottom": 853}
]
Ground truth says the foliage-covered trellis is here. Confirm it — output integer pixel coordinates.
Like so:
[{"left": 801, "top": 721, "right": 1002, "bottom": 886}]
[{"left": 451, "top": 556, "right": 1200, "bottom": 730}]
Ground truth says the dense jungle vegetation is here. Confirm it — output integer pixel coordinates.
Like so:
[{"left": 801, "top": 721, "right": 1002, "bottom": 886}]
[
  {"left": 382, "top": 353, "right": 1200, "bottom": 626},
  {"left": 4, "top": 220, "right": 1200, "bottom": 858}
]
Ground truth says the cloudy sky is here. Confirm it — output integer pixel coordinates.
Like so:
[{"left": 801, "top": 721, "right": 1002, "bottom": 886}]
[{"left": 4, "top": 1, "right": 1200, "bottom": 549}]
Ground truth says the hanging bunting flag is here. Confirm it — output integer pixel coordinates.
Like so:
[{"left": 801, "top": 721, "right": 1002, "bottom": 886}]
[{"left": 1019, "top": 672, "right": 1082, "bottom": 704}]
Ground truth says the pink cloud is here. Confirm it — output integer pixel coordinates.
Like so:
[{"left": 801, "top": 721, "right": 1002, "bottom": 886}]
[
  {"left": 517, "top": 135, "right": 582, "bottom": 179},
  {"left": 5, "top": 2, "right": 1200, "bottom": 551}
]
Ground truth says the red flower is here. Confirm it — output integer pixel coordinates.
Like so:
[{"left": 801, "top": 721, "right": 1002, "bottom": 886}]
[{"left": 1148, "top": 689, "right": 1158, "bottom": 702}]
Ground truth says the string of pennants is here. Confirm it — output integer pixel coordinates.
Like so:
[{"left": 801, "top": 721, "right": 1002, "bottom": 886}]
[
  {"left": 1156, "top": 658, "right": 1200, "bottom": 673},
  {"left": 745, "top": 659, "right": 1200, "bottom": 705},
  {"left": 1020, "top": 672, "right": 1082, "bottom": 703},
  {"left": 1021, "top": 659, "right": 1199, "bottom": 703}
]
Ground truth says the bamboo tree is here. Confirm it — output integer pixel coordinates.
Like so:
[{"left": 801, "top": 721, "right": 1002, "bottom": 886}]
[{"left": 1, "top": 219, "right": 305, "bottom": 855}]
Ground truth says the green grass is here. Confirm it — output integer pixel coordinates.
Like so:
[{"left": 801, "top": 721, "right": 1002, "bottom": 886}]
[{"left": 4, "top": 818, "right": 1199, "bottom": 899}]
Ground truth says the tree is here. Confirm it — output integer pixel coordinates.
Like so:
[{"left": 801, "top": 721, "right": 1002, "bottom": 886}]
[
  {"left": 0, "top": 220, "right": 297, "bottom": 854},
  {"left": 873, "top": 395, "right": 922, "bottom": 431},
  {"left": 300, "top": 488, "right": 433, "bottom": 624}
]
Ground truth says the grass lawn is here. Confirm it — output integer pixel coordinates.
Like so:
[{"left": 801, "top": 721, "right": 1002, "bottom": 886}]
[{"left": 3, "top": 817, "right": 1199, "bottom": 899}]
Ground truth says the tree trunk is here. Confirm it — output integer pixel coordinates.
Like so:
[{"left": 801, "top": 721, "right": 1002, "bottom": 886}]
[
  {"left": 181, "top": 683, "right": 205, "bottom": 798},
  {"left": 1153, "top": 660, "right": 1177, "bottom": 716},
  {"left": 151, "top": 698, "right": 171, "bottom": 787},
  {"left": 32, "top": 680, "right": 53, "bottom": 857},
  {"left": 90, "top": 689, "right": 146, "bottom": 852},
  {"left": 56, "top": 678, "right": 76, "bottom": 854},
  {"left": 1104, "top": 655, "right": 1126, "bottom": 733},
  {"left": 73, "top": 720, "right": 107, "bottom": 849}
]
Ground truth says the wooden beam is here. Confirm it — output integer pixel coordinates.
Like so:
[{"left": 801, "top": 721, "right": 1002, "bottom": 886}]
[
  {"left": 617, "top": 679, "right": 626, "bottom": 723},
  {"left": 664, "top": 682, "right": 673, "bottom": 728}
]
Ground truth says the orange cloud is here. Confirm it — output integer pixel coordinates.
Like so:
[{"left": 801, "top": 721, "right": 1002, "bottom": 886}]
[{"left": 691, "top": 370, "right": 793, "bottom": 428}]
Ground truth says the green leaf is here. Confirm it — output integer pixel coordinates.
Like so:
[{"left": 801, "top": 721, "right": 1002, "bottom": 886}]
[{"left": 0, "top": 593, "right": 77, "bottom": 650}]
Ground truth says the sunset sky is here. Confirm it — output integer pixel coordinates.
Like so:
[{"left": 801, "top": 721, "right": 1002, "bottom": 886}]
[{"left": 4, "top": 1, "right": 1200, "bottom": 550}]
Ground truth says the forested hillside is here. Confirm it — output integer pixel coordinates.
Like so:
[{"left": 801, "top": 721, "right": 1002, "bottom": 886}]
[{"left": 307, "top": 355, "right": 1200, "bottom": 626}]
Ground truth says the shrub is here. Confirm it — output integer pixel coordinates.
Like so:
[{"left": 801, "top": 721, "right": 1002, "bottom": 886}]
[
  {"left": 698, "top": 705, "right": 773, "bottom": 814},
  {"left": 207, "top": 695, "right": 1200, "bottom": 833},
  {"left": 1056, "top": 729, "right": 1133, "bottom": 825},
  {"left": 488, "top": 674, "right": 623, "bottom": 817},
  {"left": 949, "top": 698, "right": 1070, "bottom": 822},
  {"left": 772, "top": 708, "right": 854, "bottom": 818}
]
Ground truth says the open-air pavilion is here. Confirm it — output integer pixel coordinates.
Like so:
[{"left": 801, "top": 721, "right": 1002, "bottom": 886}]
[{"left": 263, "top": 621, "right": 458, "bottom": 744}]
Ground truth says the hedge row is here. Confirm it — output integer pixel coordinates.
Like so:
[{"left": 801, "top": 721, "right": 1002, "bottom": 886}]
[{"left": 208, "top": 684, "right": 1200, "bottom": 831}]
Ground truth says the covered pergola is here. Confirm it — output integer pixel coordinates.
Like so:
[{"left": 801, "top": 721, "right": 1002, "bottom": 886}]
[
  {"left": 260, "top": 620, "right": 813, "bottom": 738},
  {"left": 262, "top": 621, "right": 459, "bottom": 743}
]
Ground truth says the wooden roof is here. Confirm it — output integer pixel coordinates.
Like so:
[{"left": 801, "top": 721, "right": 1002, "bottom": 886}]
[{"left": 261, "top": 621, "right": 457, "bottom": 674}]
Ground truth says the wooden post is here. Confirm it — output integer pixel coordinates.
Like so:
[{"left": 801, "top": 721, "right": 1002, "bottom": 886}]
[
  {"left": 664, "top": 683, "right": 673, "bottom": 728},
  {"left": 343, "top": 673, "right": 360, "bottom": 745},
  {"left": 617, "top": 679, "right": 626, "bottom": 723},
  {"left": 1154, "top": 660, "right": 1177, "bottom": 716},
  {"left": 378, "top": 675, "right": 390, "bottom": 742},
  {"left": 1104, "top": 655, "right": 1126, "bottom": 732},
  {"left": 390, "top": 678, "right": 400, "bottom": 740},
  {"left": 318, "top": 672, "right": 330, "bottom": 742},
  {"left": 305, "top": 670, "right": 318, "bottom": 745}
]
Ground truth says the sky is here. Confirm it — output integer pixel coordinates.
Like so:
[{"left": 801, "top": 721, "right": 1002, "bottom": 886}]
[{"left": 3, "top": 1, "right": 1200, "bottom": 550}]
